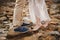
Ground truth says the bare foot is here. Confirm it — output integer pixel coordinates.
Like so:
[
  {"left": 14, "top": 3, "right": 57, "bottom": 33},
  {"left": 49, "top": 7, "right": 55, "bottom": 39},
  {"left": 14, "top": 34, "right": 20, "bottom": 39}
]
[
  {"left": 31, "top": 17, "right": 42, "bottom": 31},
  {"left": 32, "top": 24, "right": 42, "bottom": 31}
]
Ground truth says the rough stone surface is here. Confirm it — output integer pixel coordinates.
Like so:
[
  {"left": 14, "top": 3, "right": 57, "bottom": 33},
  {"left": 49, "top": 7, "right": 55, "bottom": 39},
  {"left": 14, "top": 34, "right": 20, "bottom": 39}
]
[{"left": 0, "top": 0, "right": 60, "bottom": 40}]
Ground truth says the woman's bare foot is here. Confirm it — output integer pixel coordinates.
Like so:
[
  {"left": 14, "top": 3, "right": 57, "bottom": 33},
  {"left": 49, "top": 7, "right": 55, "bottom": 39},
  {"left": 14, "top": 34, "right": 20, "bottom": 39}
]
[
  {"left": 30, "top": 23, "right": 42, "bottom": 31},
  {"left": 31, "top": 17, "right": 42, "bottom": 31}
]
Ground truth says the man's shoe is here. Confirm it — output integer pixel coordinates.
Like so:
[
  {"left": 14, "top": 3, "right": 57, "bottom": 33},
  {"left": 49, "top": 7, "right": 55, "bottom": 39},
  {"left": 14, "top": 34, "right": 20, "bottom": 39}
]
[
  {"left": 14, "top": 26, "right": 29, "bottom": 33},
  {"left": 14, "top": 23, "right": 32, "bottom": 33}
]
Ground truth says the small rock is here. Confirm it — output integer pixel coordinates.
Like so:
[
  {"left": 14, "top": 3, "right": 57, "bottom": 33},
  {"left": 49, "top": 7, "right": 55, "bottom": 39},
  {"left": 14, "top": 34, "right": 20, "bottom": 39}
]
[{"left": 0, "top": 17, "right": 7, "bottom": 21}]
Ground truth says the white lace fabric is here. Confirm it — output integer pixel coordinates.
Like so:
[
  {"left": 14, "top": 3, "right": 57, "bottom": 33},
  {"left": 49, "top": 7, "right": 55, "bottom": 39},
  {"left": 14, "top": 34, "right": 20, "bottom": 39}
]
[{"left": 29, "top": 0, "right": 51, "bottom": 24}]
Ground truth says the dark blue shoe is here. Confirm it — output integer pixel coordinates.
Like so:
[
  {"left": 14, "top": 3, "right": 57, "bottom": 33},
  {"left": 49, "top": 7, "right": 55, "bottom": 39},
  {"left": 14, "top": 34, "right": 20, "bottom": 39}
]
[
  {"left": 14, "top": 23, "right": 33, "bottom": 32},
  {"left": 14, "top": 26, "right": 29, "bottom": 32}
]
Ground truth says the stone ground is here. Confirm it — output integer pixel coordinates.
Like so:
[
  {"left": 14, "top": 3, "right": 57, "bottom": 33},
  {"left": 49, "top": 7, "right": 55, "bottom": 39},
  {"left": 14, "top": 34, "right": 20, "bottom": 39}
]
[{"left": 0, "top": 0, "right": 60, "bottom": 40}]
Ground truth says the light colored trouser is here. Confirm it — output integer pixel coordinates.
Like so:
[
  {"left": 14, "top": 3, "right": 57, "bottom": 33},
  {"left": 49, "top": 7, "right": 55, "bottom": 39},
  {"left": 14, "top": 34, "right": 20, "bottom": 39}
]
[{"left": 13, "top": 0, "right": 26, "bottom": 26}]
